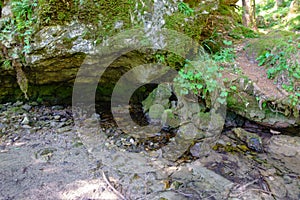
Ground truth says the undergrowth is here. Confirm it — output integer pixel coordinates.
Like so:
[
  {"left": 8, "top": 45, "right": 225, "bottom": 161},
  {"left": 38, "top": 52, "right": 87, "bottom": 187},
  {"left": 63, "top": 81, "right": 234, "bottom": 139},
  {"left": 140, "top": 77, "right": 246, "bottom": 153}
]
[
  {"left": 212, "top": 40, "right": 236, "bottom": 63},
  {"left": 255, "top": 33, "right": 300, "bottom": 117},
  {"left": 0, "top": 0, "right": 38, "bottom": 99},
  {"left": 256, "top": 0, "right": 300, "bottom": 31},
  {"left": 174, "top": 49, "right": 228, "bottom": 105}
]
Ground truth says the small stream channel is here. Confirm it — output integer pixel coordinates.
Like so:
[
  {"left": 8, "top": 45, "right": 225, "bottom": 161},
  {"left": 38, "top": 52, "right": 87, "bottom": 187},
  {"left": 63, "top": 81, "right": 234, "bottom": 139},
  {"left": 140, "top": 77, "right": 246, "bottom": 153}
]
[{"left": 0, "top": 99, "right": 300, "bottom": 199}]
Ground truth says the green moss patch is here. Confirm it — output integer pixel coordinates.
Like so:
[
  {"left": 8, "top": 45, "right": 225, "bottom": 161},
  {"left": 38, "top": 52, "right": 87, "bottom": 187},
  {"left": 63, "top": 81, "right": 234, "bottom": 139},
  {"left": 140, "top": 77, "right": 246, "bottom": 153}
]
[
  {"left": 245, "top": 30, "right": 299, "bottom": 57},
  {"left": 37, "top": 0, "right": 134, "bottom": 41}
]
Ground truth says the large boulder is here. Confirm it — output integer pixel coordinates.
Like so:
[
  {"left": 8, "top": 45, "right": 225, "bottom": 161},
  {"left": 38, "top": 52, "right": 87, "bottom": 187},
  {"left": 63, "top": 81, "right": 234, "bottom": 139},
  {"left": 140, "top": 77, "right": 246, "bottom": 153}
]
[{"left": 0, "top": 0, "right": 244, "bottom": 104}]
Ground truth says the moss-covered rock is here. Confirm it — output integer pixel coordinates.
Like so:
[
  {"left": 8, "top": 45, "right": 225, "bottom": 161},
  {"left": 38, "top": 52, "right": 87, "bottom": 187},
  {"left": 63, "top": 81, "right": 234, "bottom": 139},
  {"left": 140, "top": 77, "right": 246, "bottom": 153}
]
[
  {"left": 245, "top": 30, "right": 299, "bottom": 58},
  {"left": 0, "top": 0, "right": 254, "bottom": 106},
  {"left": 148, "top": 104, "right": 165, "bottom": 120},
  {"left": 142, "top": 83, "right": 172, "bottom": 112},
  {"left": 226, "top": 76, "right": 300, "bottom": 128}
]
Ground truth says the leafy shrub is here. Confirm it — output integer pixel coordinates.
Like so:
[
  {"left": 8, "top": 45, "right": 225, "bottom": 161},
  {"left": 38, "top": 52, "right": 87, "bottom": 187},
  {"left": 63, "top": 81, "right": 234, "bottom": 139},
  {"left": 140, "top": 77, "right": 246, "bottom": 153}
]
[
  {"left": 178, "top": 2, "right": 194, "bottom": 16},
  {"left": 174, "top": 56, "right": 227, "bottom": 104},
  {"left": 212, "top": 40, "right": 236, "bottom": 63},
  {"left": 0, "top": 0, "right": 37, "bottom": 99},
  {"left": 256, "top": 36, "right": 300, "bottom": 116},
  {"left": 229, "top": 25, "right": 258, "bottom": 39},
  {"left": 11, "top": 0, "right": 38, "bottom": 54}
]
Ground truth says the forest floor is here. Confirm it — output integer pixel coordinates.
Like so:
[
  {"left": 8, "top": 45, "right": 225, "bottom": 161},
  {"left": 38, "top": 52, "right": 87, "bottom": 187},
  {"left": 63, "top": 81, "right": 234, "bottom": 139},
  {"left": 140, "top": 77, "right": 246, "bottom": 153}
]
[{"left": 0, "top": 39, "right": 300, "bottom": 200}]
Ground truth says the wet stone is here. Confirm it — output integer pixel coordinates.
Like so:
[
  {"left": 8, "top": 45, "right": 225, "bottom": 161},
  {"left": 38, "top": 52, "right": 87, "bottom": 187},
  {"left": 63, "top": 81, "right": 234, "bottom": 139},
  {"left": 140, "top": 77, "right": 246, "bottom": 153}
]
[
  {"left": 232, "top": 128, "right": 263, "bottom": 152},
  {"left": 189, "top": 142, "right": 202, "bottom": 157},
  {"left": 21, "top": 104, "right": 32, "bottom": 111},
  {"left": 13, "top": 101, "right": 23, "bottom": 106}
]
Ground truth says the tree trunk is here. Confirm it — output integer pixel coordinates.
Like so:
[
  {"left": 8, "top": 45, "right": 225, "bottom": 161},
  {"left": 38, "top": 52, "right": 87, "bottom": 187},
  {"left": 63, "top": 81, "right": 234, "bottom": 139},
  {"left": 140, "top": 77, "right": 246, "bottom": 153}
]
[
  {"left": 242, "top": 0, "right": 257, "bottom": 30},
  {"left": 289, "top": 0, "right": 300, "bottom": 14},
  {"left": 0, "top": 0, "right": 3, "bottom": 18}
]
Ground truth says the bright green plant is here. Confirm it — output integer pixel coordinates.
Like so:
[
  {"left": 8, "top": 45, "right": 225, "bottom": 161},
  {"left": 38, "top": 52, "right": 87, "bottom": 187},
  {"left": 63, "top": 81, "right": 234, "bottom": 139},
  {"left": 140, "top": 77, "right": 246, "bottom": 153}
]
[
  {"left": 256, "top": 96, "right": 267, "bottom": 108},
  {"left": 155, "top": 53, "right": 166, "bottom": 64},
  {"left": 212, "top": 40, "right": 236, "bottom": 63},
  {"left": 174, "top": 58, "right": 227, "bottom": 104},
  {"left": 177, "top": 2, "right": 194, "bottom": 16},
  {"left": 256, "top": 0, "right": 275, "bottom": 12},
  {"left": 0, "top": 0, "right": 37, "bottom": 99},
  {"left": 11, "top": 0, "right": 38, "bottom": 54},
  {"left": 1, "top": 0, "right": 38, "bottom": 55},
  {"left": 2, "top": 60, "right": 12, "bottom": 70},
  {"left": 256, "top": 0, "right": 298, "bottom": 30},
  {"left": 257, "top": 50, "right": 300, "bottom": 80}
]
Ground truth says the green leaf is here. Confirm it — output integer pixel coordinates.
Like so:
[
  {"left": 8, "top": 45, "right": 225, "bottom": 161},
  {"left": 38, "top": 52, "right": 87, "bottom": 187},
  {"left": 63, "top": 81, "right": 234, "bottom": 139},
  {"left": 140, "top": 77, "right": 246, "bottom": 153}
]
[
  {"left": 230, "top": 85, "right": 237, "bottom": 91},
  {"left": 196, "top": 84, "right": 203, "bottom": 89},
  {"left": 293, "top": 73, "right": 300, "bottom": 79},
  {"left": 220, "top": 91, "right": 228, "bottom": 97},
  {"left": 223, "top": 40, "right": 232, "bottom": 46},
  {"left": 217, "top": 97, "right": 226, "bottom": 104}
]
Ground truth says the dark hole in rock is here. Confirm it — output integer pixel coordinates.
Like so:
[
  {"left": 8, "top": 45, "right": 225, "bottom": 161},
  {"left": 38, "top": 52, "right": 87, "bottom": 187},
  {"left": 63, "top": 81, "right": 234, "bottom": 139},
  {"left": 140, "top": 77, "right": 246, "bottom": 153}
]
[
  {"left": 129, "top": 83, "right": 158, "bottom": 126},
  {"left": 169, "top": 91, "right": 178, "bottom": 104}
]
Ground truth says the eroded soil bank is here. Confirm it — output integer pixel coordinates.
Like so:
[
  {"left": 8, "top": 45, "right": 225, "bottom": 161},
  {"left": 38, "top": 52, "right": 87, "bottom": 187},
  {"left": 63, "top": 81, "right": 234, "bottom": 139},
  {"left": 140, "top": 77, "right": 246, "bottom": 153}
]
[{"left": 0, "top": 102, "right": 299, "bottom": 200}]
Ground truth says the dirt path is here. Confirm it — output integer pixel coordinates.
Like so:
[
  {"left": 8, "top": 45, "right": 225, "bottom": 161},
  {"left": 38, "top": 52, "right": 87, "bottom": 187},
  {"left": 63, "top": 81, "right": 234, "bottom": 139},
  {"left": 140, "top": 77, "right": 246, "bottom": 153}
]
[{"left": 234, "top": 41, "right": 287, "bottom": 100}]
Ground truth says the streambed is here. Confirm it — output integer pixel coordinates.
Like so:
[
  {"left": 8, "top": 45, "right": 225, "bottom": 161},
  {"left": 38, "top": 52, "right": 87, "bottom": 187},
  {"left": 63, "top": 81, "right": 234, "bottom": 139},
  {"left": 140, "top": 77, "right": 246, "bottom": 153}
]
[{"left": 0, "top": 102, "right": 299, "bottom": 199}]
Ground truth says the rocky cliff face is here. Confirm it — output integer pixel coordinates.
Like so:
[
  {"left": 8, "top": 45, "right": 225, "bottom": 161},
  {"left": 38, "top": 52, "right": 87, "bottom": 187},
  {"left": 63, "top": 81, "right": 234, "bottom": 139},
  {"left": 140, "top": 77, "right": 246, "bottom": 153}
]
[
  {"left": 0, "top": 0, "right": 223, "bottom": 103},
  {"left": 0, "top": 0, "right": 145, "bottom": 103}
]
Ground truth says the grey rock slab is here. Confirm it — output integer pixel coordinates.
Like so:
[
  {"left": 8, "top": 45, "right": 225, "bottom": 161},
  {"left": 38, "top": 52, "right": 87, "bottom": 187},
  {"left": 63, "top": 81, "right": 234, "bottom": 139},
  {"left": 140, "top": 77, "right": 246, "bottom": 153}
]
[
  {"left": 92, "top": 149, "right": 168, "bottom": 174},
  {"left": 28, "top": 22, "right": 93, "bottom": 63},
  {"left": 266, "top": 135, "right": 300, "bottom": 173},
  {"left": 228, "top": 190, "right": 275, "bottom": 200},
  {"left": 161, "top": 137, "right": 193, "bottom": 161},
  {"left": 186, "top": 160, "right": 233, "bottom": 191},
  {"left": 265, "top": 175, "right": 288, "bottom": 199},
  {"left": 142, "top": 83, "right": 172, "bottom": 112},
  {"left": 266, "top": 135, "right": 300, "bottom": 157}
]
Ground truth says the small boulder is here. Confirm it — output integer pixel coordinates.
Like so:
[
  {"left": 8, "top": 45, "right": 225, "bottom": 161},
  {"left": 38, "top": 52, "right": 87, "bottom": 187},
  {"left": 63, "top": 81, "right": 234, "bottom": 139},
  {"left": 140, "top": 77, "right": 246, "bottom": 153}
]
[{"left": 148, "top": 104, "right": 165, "bottom": 120}]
